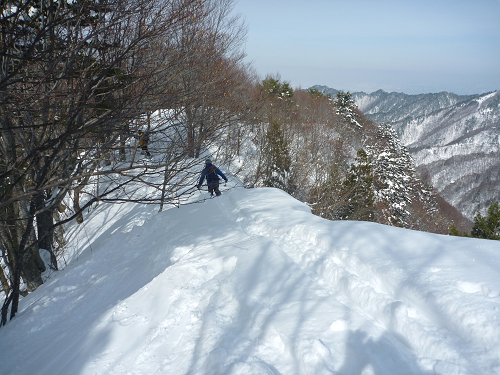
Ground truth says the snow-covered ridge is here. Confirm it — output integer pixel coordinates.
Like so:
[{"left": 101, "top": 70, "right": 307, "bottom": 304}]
[
  {"left": 476, "top": 91, "right": 498, "bottom": 106},
  {"left": 1, "top": 186, "right": 500, "bottom": 374}
]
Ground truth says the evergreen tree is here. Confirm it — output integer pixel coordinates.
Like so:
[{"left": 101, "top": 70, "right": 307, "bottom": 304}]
[
  {"left": 335, "top": 91, "right": 355, "bottom": 108},
  {"left": 315, "top": 149, "right": 375, "bottom": 221},
  {"left": 306, "top": 87, "right": 327, "bottom": 98},
  {"left": 260, "top": 76, "right": 294, "bottom": 98},
  {"left": 470, "top": 201, "right": 500, "bottom": 240},
  {"left": 334, "top": 91, "right": 359, "bottom": 126},
  {"left": 369, "top": 123, "right": 415, "bottom": 227},
  {"left": 448, "top": 222, "right": 469, "bottom": 237},
  {"left": 263, "top": 121, "right": 291, "bottom": 191},
  {"left": 338, "top": 149, "right": 376, "bottom": 221}
]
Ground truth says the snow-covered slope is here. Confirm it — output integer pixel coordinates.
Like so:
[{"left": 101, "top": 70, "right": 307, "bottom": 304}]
[{"left": 1, "top": 187, "right": 500, "bottom": 374}]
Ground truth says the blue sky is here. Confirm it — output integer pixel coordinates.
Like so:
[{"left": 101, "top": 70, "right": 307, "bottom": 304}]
[{"left": 233, "top": 0, "right": 500, "bottom": 94}]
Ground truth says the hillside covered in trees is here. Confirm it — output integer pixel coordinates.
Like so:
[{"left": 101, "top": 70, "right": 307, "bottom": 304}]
[
  {"left": 315, "top": 85, "right": 500, "bottom": 221},
  {"left": 1, "top": 0, "right": 468, "bottom": 325}
]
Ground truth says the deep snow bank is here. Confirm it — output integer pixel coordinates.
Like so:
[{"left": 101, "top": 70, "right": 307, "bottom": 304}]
[{"left": 1, "top": 187, "right": 500, "bottom": 375}]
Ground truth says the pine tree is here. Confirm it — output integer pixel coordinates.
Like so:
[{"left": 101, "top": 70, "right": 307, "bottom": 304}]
[
  {"left": 470, "top": 201, "right": 500, "bottom": 240},
  {"left": 369, "top": 123, "right": 415, "bottom": 227},
  {"left": 334, "top": 91, "right": 359, "bottom": 126},
  {"left": 335, "top": 91, "right": 355, "bottom": 108},
  {"left": 315, "top": 149, "right": 375, "bottom": 221},
  {"left": 306, "top": 87, "right": 327, "bottom": 98},
  {"left": 263, "top": 121, "right": 291, "bottom": 191},
  {"left": 260, "top": 76, "right": 294, "bottom": 98},
  {"left": 338, "top": 149, "right": 376, "bottom": 221},
  {"left": 448, "top": 222, "right": 469, "bottom": 237}
]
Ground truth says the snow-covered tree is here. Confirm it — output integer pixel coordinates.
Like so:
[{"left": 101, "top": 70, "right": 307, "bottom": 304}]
[
  {"left": 334, "top": 91, "right": 360, "bottom": 127},
  {"left": 367, "top": 123, "right": 452, "bottom": 232},
  {"left": 368, "top": 123, "right": 415, "bottom": 226}
]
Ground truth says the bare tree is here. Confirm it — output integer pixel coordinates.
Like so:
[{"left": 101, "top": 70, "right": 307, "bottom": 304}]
[
  {"left": 0, "top": 0, "right": 215, "bottom": 325},
  {"left": 168, "top": 0, "right": 247, "bottom": 158}
]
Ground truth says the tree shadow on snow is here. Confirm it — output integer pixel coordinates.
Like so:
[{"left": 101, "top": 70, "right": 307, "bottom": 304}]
[{"left": 181, "top": 233, "right": 432, "bottom": 375}]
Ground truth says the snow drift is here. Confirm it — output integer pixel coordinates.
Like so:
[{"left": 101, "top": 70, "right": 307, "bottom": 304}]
[{"left": 1, "top": 185, "right": 500, "bottom": 375}]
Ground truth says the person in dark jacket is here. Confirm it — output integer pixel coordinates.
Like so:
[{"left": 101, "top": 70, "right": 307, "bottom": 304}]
[
  {"left": 138, "top": 131, "right": 151, "bottom": 157},
  {"left": 197, "top": 159, "right": 228, "bottom": 196}
]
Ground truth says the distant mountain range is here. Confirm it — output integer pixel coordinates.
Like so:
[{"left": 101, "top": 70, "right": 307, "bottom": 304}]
[{"left": 313, "top": 85, "right": 500, "bottom": 219}]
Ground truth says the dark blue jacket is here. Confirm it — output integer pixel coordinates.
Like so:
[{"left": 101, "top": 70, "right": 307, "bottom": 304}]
[{"left": 198, "top": 163, "right": 227, "bottom": 185}]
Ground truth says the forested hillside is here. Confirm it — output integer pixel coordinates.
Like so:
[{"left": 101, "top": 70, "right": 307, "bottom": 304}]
[
  {"left": 372, "top": 91, "right": 500, "bottom": 220},
  {"left": 1, "top": 0, "right": 466, "bottom": 325},
  {"left": 314, "top": 86, "right": 500, "bottom": 220},
  {"left": 220, "top": 84, "right": 467, "bottom": 234}
]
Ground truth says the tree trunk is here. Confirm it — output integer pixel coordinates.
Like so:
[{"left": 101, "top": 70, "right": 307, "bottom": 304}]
[
  {"left": 159, "top": 156, "right": 173, "bottom": 213},
  {"left": 1, "top": 292, "right": 13, "bottom": 326},
  {"left": 73, "top": 189, "right": 84, "bottom": 224},
  {"left": 9, "top": 200, "right": 41, "bottom": 320},
  {"left": 186, "top": 106, "right": 196, "bottom": 158},
  {"left": 195, "top": 116, "right": 204, "bottom": 158},
  {"left": 10, "top": 265, "right": 21, "bottom": 320},
  {"left": 53, "top": 206, "right": 66, "bottom": 250},
  {"left": 0, "top": 261, "right": 9, "bottom": 296},
  {"left": 22, "top": 251, "right": 45, "bottom": 292},
  {"left": 34, "top": 191, "right": 55, "bottom": 269},
  {"left": 119, "top": 135, "right": 127, "bottom": 161}
]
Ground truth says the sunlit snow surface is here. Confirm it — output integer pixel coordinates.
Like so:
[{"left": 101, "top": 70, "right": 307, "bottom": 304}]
[{"left": 1, "top": 187, "right": 500, "bottom": 375}]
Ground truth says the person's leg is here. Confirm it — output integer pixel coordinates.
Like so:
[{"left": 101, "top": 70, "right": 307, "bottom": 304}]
[
  {"left": 208, "top": 183, "right": 215, "bottom": 196},
  {"left": 214, "top": 183, "right": 221, "bottom": 196}
]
